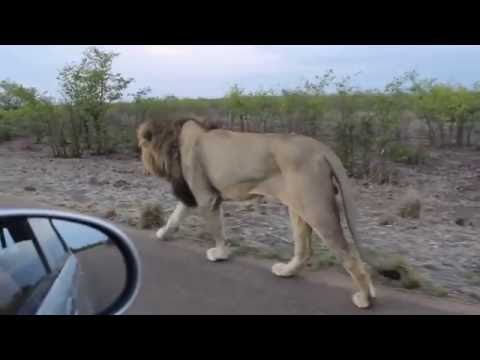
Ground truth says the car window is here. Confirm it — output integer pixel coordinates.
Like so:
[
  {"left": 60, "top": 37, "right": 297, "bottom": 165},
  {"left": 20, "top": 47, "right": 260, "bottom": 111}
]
[
  {"left": 0, "top": 218, "right": 49, "bottom": 314},
  {"left": 52, "top": 219, "right": 109, "bottom": 251},
  {"left": 28, "top": 218, "right": 69, "bottom": 271}
]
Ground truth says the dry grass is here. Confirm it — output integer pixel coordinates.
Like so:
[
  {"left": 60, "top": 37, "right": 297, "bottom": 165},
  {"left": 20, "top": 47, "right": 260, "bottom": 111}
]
[
  {"left": 103, "top": 208, "right": 117, "bottom": 220},
  {"left": 397, "top": 188, "right": 422, "bottom": 219},
  {"left": 373, "top": 255, "right": 422, "bottom": 289},
  {"left": 138, "top": 203, "right": 165, "bottom": 229}
]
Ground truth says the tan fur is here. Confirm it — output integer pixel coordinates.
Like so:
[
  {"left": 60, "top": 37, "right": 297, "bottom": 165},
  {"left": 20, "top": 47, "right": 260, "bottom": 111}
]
[{"left": 138, "top": 117, "right": 376, "bottom": 309}]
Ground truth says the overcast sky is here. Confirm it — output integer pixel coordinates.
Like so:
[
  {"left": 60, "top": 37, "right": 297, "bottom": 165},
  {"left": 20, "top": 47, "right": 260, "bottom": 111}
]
[{"left": 1, "top": 45, "right": 480, "bottom": 99}]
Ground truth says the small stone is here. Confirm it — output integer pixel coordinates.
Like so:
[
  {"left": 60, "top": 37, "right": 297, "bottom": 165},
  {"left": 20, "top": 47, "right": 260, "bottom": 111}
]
[
  {"left": 89, "top": 177, "right": 100, "bottom": 186},
  {"left": 113, "top": 179, "right": 129, "bottom": 188},
  {"left": 422, "top": 263, "right": 437, "bottom": 270},
  {"left": 378, "top": 214, "right": 396, "bottom": 226},
  {"left": 127, "top": 217, "right": 138, "bottom": 227},
  {"left": 464, "top": 288, "right": 480, "bottom": 302},
  {"left": 455, "top": 218, "right": 465, "bottom": 226},
  {"left": 103, "top": 209, "right": 117, "bottom": 219},
  {"left": 24, "top": 186, "right": 36, "bottom": 192}
]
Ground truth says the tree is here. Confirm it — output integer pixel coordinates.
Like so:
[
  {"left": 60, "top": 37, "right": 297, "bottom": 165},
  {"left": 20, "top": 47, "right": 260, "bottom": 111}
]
[
  {"left": 0, "top": 80, "right": 56, "bottom": 144},
  {"left": 248, "top": 89, "right": 277, "bottom": 133},
  {"left": 331, "top": 73, "right": 359, "bottom": 173},
  {"left": 129, "top": 87, "right": 152, "bottom": 153},
  {"left": 302, "top": 70, "right": 335, "bottom": 136},
  {"left": 57, "top": 46, "right": 133, "bottom": 155},
  {"left": 0, "top": 80, "right": 38, "bottom": 110},
  {"left": 225, "top": 84, "right": 248, "bottom": 131}
]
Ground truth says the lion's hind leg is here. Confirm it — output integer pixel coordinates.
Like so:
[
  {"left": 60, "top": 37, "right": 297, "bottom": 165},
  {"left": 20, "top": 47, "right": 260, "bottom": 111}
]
[
  {"left": 272, "top": 207, "right": 313, "bottom": 277},
  {"left": 306, "top": 198, "right": 374, "bottom": 309}
]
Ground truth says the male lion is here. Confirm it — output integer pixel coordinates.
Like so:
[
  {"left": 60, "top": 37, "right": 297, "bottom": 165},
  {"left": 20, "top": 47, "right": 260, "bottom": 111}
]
[{"left": 137, "top": 117, "right": 376, "bottom": 309}]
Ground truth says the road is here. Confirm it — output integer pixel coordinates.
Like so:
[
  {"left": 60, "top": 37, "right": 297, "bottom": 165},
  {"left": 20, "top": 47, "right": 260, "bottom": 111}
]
[{"left": 1, "top": 194, "right": 479, "bottom": 315}]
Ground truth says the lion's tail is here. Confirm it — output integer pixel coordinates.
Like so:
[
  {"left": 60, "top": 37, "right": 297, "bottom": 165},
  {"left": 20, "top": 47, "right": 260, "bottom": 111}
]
[{"left": 323, "top": 154, "right": 369, "bottom": 262}]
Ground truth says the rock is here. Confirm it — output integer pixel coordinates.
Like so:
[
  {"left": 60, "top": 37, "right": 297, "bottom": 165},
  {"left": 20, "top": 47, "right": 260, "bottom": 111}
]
[
  {"left": 422, "top": 263, "right": 437, "bottom": 270},
  {"left": 127, "top": 217, "right": 138, "bottom": 227},
  {"left": 113, "top": 179, "right": 129, "bottom": 188},
  {"left": 455, "top": 218, "right": 465, "bottom": 226},
  {"left": 243, "top": 204, "right": 256, "bottom": 212},
  {"left": 103, "top": 209, "right": 117, "bottom": 219},
  {"left": 89, "top": 177, "right": 100, "bottom": 186},
  {"left": 24, "top": 186, "right": 36, "bottom": 192},
  {"left": 378, "top": 213, "right": 396, "bottom": 226},
  {"left": 463, "top": 288, "right": 480, "bottom": 302}
]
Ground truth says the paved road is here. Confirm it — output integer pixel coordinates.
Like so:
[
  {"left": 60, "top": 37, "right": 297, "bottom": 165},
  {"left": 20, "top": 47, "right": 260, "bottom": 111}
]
[{"left": 2, "top": 195, "right": 479, "bottom": 315}]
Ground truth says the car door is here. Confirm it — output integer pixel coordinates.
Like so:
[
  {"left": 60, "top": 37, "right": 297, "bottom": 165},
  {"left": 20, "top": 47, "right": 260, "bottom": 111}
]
[{"left": 27, "top": 218, "right": 80, "bottom": 315}]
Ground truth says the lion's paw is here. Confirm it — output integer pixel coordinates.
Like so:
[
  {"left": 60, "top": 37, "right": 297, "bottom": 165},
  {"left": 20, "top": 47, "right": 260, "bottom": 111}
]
[
  {"left": 272, "top": 262, "right": 296, "bottom": 277},
  {"left": 352, "top": 292, "right": 371, "bottom": 309},
  {"left": 206, "top": 247, "right": 230, "bottom": 262},
  {"left": 369, "top": 283, "right": 377, "bottom": 299}
]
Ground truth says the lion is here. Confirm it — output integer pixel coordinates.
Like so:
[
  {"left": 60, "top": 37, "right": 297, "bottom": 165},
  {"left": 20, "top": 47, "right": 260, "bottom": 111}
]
[{"left": 137, "top": 116, "right": 376, "bottom": 309}]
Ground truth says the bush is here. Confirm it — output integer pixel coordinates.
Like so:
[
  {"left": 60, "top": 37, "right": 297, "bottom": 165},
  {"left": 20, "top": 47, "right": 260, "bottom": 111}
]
[
  {"left": 138, "top": 204, "right": 165, "bottom": 230},
  {"left": 386, "top": 143, "right": 428, "bottom": 165},
  {"left": 374, "top": 255, "right": 422, "bottom": 289},
  {"left": 0, "top": 124, "right": 13, "bottom": 142}
]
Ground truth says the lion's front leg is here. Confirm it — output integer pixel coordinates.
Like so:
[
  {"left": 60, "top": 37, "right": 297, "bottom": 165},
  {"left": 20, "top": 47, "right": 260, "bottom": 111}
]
[
  {"left": 204, "top": 205, "right": 230, "bottom": 262},
  {"left": 156, "top": 202, "right": 190, "bottom": 240}
]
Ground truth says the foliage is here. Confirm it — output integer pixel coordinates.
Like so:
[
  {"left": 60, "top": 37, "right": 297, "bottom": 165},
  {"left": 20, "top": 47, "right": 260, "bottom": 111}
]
[
  {"left": 3, "top": 61, "right": 480, "bottom": 172},
  {"left": 56, "top": 46, "right": 133, "bottom": 156}
]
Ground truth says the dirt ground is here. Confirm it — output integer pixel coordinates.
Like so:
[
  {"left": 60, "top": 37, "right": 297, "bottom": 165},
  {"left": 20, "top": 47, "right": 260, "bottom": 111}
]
[{"left": 1, "top": 138, "right": 479, "bottom": 304}]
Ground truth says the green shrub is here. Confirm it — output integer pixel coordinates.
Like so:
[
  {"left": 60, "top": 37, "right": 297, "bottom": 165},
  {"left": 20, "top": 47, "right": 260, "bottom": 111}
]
[
  {"left": 386, "top": 143, "right": 428, "bottom": 165},
  {"left": 0, "top": 124, "right": 13, "bottom": 142}
]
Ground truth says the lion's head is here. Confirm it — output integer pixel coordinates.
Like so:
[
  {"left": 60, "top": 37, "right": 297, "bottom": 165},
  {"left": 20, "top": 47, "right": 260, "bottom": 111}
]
[{"left": 137, "top": 116, "right": 219, "bottom": 207}]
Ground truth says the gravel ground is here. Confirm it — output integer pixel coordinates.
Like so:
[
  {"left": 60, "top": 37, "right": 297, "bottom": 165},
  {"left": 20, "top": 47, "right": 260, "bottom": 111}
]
[{"left": 1, "top": 138, "right": 479, "bottom": 304}]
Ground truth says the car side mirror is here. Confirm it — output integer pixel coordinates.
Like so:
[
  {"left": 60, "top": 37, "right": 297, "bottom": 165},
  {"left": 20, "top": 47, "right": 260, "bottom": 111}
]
[{"left": 0, "top": 209, "right": 141, "bottom": 315}]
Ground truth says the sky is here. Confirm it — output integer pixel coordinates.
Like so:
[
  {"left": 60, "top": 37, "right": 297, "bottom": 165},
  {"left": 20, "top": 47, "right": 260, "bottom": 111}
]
[{"left": 1, "top": 45, "right": 480, "bottom": 99}]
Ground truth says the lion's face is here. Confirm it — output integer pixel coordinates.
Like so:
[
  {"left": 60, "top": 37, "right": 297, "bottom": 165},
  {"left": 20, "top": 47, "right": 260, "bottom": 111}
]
[
  {"left": 137, "top": 116, "right": 219, "bottom": 180},
  {"left": 137, "top": 121, "right": 163, "bottom": 178},
  {"left": 137, "top": 118, "right": 205, "bottom": 207}
]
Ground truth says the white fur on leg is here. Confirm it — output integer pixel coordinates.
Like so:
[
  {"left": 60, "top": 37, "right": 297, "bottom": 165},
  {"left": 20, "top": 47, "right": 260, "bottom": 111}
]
[
  {"left": 206, "top": 246, "right": 230, "bottom": 262},
  {"left": 369, "top": 283, "right": 377, "bottom": 299},
  {"left": 352, "top": 291, "right": 370, "bottom": 309},
  {"left": 156, "top": 226, "right": 177, "bottom": 240},
  {"left": 272, "top": 260, "right": 301, "bottom": 277},
  {"left": 156, "top": 202, "right": 188, "bottom": 241}
]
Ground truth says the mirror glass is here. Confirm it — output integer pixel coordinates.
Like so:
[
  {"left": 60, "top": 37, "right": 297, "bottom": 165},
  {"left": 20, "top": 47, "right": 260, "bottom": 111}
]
[{"left": 0, "top": 216, "right": 127, "bottom": 315}]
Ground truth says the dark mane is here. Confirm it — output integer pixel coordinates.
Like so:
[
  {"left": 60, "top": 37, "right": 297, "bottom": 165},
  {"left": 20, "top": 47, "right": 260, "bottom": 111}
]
[{"left": 137, "top": 116, "right": 220, "bottom": 208}]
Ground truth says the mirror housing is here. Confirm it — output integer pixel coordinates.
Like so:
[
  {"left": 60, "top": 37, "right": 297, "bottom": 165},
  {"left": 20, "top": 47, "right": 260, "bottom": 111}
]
[{"left": 0, "top": 208, "right": 141, "bottom": 315}]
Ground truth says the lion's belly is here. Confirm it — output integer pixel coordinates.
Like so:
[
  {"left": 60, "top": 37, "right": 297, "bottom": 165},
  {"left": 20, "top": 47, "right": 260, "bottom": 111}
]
[
  {"left": 199, "top": 136, "right": 279, "bottom": 200},
  {"left": 220, "top": 182, "right": 262, "bottom": 201}
]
